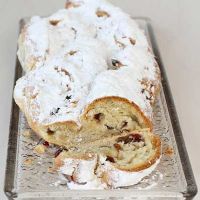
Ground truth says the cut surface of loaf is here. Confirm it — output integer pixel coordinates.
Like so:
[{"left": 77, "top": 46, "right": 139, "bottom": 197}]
[
  {"left": 55, "top": 129, "right": 161, "bottom": 188},
  {"left": 14, "top": 0, "right": 160, "bottom": 148}
]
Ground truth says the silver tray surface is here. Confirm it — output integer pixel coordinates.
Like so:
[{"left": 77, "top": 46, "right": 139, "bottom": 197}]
[{"left": 4, "top": 18, "right": 197, "bottom": 200}]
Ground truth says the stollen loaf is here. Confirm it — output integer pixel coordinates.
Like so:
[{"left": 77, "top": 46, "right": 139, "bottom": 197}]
[{"left": 14, "top": 0, "right": 160, "bottom": 148}]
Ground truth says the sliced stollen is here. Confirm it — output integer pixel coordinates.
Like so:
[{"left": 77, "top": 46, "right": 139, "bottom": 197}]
[
  {"left": 14, "top": 0, "right": 160, "bottom": 148},
  {"left": 14, "top": 55, "right": 153, "bottom": 148},
  {"left": 54, "top": 129, "right": 161, "bottom": 188}
]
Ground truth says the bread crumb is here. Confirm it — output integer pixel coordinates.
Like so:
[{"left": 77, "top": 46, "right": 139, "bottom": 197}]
[
  {"left": 164, "top": 146, "right": 174, "bottom": 156},
  {"left": 23, "top": 158, "right": 34, "bottom": 166},
  {"left": 22, "top": 129, "right": 31, "bottom": 137},
  {"left": 34, "top": 144, "right": 46, "bottom": 154}
]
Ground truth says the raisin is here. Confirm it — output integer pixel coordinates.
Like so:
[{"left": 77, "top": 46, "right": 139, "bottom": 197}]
[
  {"left": 105, "top": 125, "right": 114, "bottom": 130},
  {"left": 112, "top": 59, "right": 124, "bottom": 68},
  {"left": 94, "top": 113, "right": 104, "bottom": 122},
  {"left": 106, "top": 156, "right": 115, "bottom": 163},
  {"left": 68, "top": 50, "right": 77, "bottom": 56},
  {"left": 146, "top": 96, "right": 152, "bottom": 101},
  {"left": 50, "top": 111, "right": 55, "bottom": 116},
  {"left": 121, "top": 121, "right": 128, "bottom": 129},
  {"left": 130, "top": 134, "right": 143, "bottom": 142},
  {"left": 141, "top": 89, "right": 145, "bottom": 94},
  {"left": 55, "top": 108, "right": 60, "bottom": 113},
  {"left": 65, "top": 95, "right": 72, "bottom": 100},
  {"left": 71, "top": 27, "right": 77, "bottom": 39},
  {"left": 117, "top": 133, "right": 143, "bottom": 144},
  {"left": 114, "top": 143, "right": 122, "bottom": 151},
  {"left": 47, "top": 128, "right": 54, "bottom": 135},
  {"left": 50, "top": 108, "right": 60, "bottom": 115},
  {"left": 60, "top": 69, "right": 69, "bottom": 76}
]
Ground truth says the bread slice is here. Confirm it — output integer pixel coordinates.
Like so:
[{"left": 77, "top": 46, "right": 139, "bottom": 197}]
[{"left": 54, "top": 129, "right": 161, "bottom": 188}]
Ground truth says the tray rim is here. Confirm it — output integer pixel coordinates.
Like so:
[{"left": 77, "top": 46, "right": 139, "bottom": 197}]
[
  {"left": 146, "top": 19, "right": 198, "bottom": 199},
  {"left": 4, "top": 17, "right": 197, "bottom": 200}
]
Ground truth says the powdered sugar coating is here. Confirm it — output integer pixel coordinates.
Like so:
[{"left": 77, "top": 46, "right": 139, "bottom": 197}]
[
  {"left": 59, "top": 154, "right": 98, "bottom": 183},
  {"left": 15, "top": 38, "right": 108, "bottom": 124},
  {"left": 97, "top": 155, "right": 160, "bottom": 188},
  {"left": 15, "top": 0, "right": 160, "bottom": 125},
  {"left": 17, "top": 16, "right": 49, "bottom": 71},
  {"left": 59, "top": 154, "right": 160, "bottom": 189}
]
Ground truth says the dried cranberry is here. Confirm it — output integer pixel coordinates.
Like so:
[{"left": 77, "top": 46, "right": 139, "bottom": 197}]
[
  {"left": 129, "top": 133, "right": 143, "bottom": 142},
  {"left": 43, "top": 141, "right": 49, "bottom": 147},
  {"left": 117, "top": 133, "right": 143, "bottom": 144}
]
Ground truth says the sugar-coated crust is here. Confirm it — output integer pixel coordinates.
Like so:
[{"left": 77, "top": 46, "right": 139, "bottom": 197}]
[{"left": 15, "top": 0, "right": 161, "bottom": 137}]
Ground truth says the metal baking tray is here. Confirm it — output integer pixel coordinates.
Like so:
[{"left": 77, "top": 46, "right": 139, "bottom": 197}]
[{"left": 4, "top": 17, "right": 197, "bottom": 200}]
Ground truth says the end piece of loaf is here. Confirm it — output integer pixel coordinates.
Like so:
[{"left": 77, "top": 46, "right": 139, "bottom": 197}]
[{"left": 55, "top": 129, "right": 161, "bottom": 188}]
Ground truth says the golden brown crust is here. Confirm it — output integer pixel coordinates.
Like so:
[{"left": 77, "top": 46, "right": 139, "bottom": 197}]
[{"left": 83, "top": 96, "right": 153, "bottom": 130}]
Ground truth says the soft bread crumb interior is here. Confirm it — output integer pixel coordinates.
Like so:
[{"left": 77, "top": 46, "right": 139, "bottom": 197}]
[
  {"left": 40, "top": 99, "right": 150, "bottom": 148},
  {"left": 59, "top": 130, "right": 158, "bottom": 171}
]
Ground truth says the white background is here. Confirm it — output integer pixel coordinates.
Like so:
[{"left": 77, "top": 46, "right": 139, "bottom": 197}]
[{"left": 0, "top": 0, "right": 199, "bottom": 199}]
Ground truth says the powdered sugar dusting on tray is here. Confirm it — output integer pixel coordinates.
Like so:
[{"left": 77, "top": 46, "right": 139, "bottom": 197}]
[{"left": 15, "top": 0, "right": 160, "bottom": 125}]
